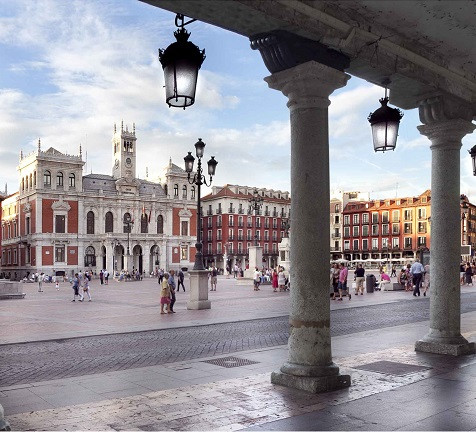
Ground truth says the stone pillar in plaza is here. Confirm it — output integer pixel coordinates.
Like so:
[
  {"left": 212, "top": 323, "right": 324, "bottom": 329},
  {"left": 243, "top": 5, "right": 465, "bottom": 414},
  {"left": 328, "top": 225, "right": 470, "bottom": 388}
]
[
  {"left": 251, "top": 30, "right": 351, "bottom": 392},
  {"left": 244, "top": 245, "right": 263, "bottom": 279},
  {"left": 415, "top": 95, "right": 476, "bottom": 356}
]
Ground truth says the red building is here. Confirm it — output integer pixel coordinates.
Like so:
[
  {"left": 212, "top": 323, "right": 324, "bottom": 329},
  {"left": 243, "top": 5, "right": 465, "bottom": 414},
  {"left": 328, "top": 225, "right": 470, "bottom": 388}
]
[
  {"left": 342, "top": 190, "right": 432, "bottom": 262},
  {"left": 201, "top": 185, "right": 291, "bottom": 271}
]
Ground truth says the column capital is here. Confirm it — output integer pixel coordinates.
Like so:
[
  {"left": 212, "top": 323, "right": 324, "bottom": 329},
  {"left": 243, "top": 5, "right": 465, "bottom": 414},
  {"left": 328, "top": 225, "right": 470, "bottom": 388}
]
[{"left": 265, "top": 61, "right": 350, "bottom": 110}]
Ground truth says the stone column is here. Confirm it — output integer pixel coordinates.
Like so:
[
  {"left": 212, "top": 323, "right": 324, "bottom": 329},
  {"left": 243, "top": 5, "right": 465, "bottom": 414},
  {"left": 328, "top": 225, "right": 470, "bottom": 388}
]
[
  {"left": 244, "top": 245, "right": 263, "bottom": 278},
  {"left": 187, "top": 270, "right": 211, "bottom": 310},
  {"left": 415, "top": 95, "right": 475, "bottom": 356}
]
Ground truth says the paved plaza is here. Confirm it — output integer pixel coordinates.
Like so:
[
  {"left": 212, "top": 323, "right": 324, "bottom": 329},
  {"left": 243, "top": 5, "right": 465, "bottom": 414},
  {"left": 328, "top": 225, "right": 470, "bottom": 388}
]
[{"left": 1, "top": 274, "right": 476, "bottom": 430}]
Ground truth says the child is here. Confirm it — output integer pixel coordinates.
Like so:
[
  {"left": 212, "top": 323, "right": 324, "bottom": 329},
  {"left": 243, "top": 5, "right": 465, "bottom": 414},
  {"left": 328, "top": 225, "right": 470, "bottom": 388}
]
[
  {"left": 82, "top": 277, "right": 92, "bottom": 302},
  {"left": 55, "top": 281, "right": 60, "bottom": 290}
]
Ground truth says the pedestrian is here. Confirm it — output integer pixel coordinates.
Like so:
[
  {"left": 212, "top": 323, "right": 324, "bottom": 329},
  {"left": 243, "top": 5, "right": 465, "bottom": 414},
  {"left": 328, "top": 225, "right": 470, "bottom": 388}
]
[
  {"left": 168, "top": 270, "right": 176, "bottom": 313},
  {"left": 55, "top": 280, "right": 60, "bottom": 291},
  {"left": 354, "top": 263, "right": 365, "bottom": 295},
  {"left": 465, "top": 262, "right": 473, "bottom": 286},
  {"left": 460, "top": 262, "right": 466, "bottom": 285},
  {"left": 177, "top": 269, "right": 186, "bottom": 292},
  {"left": 82, "top": 276, "right": 92, "bottom": 301},
  {"left": 405, "top": 264, "right": 413, "bottom": 292},
  {"left": 38, "top": 272, "right": 44, "bottom": 292},
  {"left": 253, "top": 267, "right": 261, "bottom": 291},
  {"left": 399, "top": 268, "right": 407, "bottom": 290},
  {"left": 277, "top": 267, "right": 286, "bottom": 292},
  {"left": 160, "top": 272, "right": 171, "bottom": 314},
  {"left": 331, "top": 264, "right": 340, "bottom": 300},
  {"left": 272, "top": 268, "right": 278, "bottom": 292},
  {"left": 422, "top": 263, "right": 430, "bottom": 296},
  {"left": 390, "top": 264, "right": 397, "bottom": 277},
  {"left": 233, "top": 264, "right": 238, "bottom": 279},
  {"left": 210, "top": 266, "right": 218, "bottom": 291},
  {"left": 104, "top": 269, "right": 109, "bottom": 285},
  {"left": 71, "top": 273, "right": 83, "bottom": 301},
  {"left": 411, "top": 258, "right": 424, "bottom": 297},
  {"left": 337, "top": 263, "right": 351, "bottom": 301},
  {"left": 99, "top": 270, "right": 104, "bottom": 285},
  {"left": 158, "top": 269, "right": 164, "bottom": 284}
]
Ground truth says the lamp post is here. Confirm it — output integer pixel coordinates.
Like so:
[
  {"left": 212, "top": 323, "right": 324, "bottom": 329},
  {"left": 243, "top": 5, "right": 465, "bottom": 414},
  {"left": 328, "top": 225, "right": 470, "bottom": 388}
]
[
  {"left": 248, "top": 189, "right": 263, "bottom": 246},
  {"left": 124, "top": 214, "right": 134, "bottom": 271},
  {"left": 461, "top": 199, "right": 469, "bottom": 246},
  {"left": 184, "top": 138, "right": 218, "bottom": 270}
]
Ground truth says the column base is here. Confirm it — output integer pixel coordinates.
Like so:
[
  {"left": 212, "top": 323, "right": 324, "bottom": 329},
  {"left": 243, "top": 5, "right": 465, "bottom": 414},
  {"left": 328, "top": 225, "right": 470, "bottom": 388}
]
[
  {"left": 187, "top": 299, "right": 211, "bottom": 310},
  {"left": 187, "top": 270, "right": 211, "bottom": 310},
  {"left": 271, "top": 370, "right": 350, "bottom": 393},
  {"left": 415, "top": 340, "right": 476, "bottom": 356},
  {"left": 0, "top": 404, "right": 10, "bottom": 431}
]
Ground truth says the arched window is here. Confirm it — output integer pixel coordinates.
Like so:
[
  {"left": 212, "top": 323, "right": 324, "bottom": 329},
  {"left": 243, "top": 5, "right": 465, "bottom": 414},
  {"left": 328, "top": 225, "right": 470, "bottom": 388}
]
[
  {"left": 105, "top": 211, "right": 114, "bottom": 233},
  {"left": 69, "top": 173, "right": 75, "bottom": 188},
  {"left": 25, "top": 176, "right": 28, "bottom": 190},
  {"left": 191, "top": 186, "right": 196, "bottom": 199},
  {"left": 123, "top": 213, "right": 132, "bottom": 233},
  {"left": 182, "top": 185, "right": 187, "bottom": 199},
  {"left": 56, "top": 172, "right": 63, "bottom": 187},
  {"left": 84, "top": 246, "right": 96, "bottom": 267},
  {"left": 141, "top": 214, "right": 148, "bottom": 233},
  {"left": 21, "top": 178, "right": 24, "bottom": 192},
  {"left": 44, "top": 170, "right": 51, "bottom": 187},
  {"left": 335, "top": 204, "right": 340, "bottom": 213},
  {"left": 34, "top": 171, "right": 36, "bottom": 186},
  {"left": 87, "top": 211, "right": 95, "bottom": 234},
  {"left": 157, "top": 215, "right": 164, "bottom": 234},
  {"left": 174, "top": 184, "right": 179, "bottom": 197},
  {"left": 164, "top": 184, "right": 168, "bottom": 196},
  {"left": 29, "top": 174, "right": 33, "bottom": 190}
]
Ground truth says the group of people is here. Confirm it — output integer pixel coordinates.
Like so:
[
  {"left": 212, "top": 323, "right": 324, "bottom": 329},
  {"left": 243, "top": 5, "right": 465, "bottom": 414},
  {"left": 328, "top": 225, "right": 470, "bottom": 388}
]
[
  {"left": 460, "top": 262, "right": 476, "bottom": 286},
  {"left": 70, "top": 270, "right": 92, "bottom": 302},
  {"left": 331, "top": 263, "right": 352, "bottom": 301},
  {"left": 397, "top": 259, "right": 430, "bottom": 296}
]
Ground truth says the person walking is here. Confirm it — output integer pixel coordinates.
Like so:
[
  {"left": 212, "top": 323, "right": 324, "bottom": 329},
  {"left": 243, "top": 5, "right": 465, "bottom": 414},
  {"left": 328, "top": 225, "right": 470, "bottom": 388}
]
[
  {"left": 168, "top": 270, "right": 176, "bottom": 313},
  {"left": 422, "top": 263, "right": 430, "bottom": 296},
  {"left": 337, "top": 263, "right": 351, "bottom": 301},
  {"left": 271, "top": 268, "right": 279, "bottom": 292},
  {"left": 177, "top": 269, "right": 186, "bottom": 292},
  {"left": 233, "top": 264, "right": 238, "bottom": 279},
  {"left": 390, "top": 264, "right": 397, "bottom": 277},
  {"left": 354, "top": 264, "right": 365, "bottom": 295},
  {"left": 55, "top": 280, "right": 60, "bottom": 291},
  {"left": 82, "top": 276, "right": 92, "bottom": 301},
  {"left": 253, "top": 267, "right": 261, "bottom": 291},
  {"left": 38, "top": 272, "right": 44, "bottom": 292},
  {"left": 210, "top": 266, "right": 218, "bottom": 291},
  {"left": 71, "top": 273, "right": 83, "bottom": 301},
  {"left": 99, "top": 270, "right": 104, "bottom": 285},
  {"left": 158, "top": 269, "right": 164, "bottom": 285},
  {"left": 405, "top": 264, "right": 413, "bottom": 292},
  {"left": 411, "top": 258, "right": 424, "bottom": 297},
  {"left": 465, "top": 262, "right": 473, "bottom": 286},
  {"left": 160, "top": 272, "right": 171, "bottom": 314},
  {"left": 277, "top": 267, "right": 286, "bottom": 292}
]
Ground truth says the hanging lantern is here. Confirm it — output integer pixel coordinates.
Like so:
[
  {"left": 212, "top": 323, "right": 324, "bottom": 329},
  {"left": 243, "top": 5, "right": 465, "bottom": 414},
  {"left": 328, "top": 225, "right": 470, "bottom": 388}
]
[
  {"left": 158, "top": 14, "right": 206, "bottom": 109},
  {"left": 368, "top": 82, "right": 403, "bottom": 152},
  {"left": 469, "top": 145, "right": 476, "bottom": 176}
]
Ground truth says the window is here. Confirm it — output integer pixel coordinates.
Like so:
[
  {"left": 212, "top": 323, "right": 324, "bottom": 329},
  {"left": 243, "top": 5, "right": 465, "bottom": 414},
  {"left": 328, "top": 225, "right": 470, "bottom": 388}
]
[
  {"left": 181, "top": 221, "right": 188, "bottom": 236},
  {"left": 217, "top": 243, "right": 222, "bottom": 254},
  {"left": 21, "top": 178, "right": 24, "bottom": 192},
  {"left": 87, "top": 211, "right": 95, "bottom": 234},
  {"left": 372, "top": 224, "right": 378, "bottom": 235},
  {"left": 229, "top": 228, "right": 234, "bottom": 240},
  {"left": 264, "top": 243, "right": 269, "bottom": 254},
  {"left": 123, "top": 213, "right": 132, "bottom": 233},
  {"left": 362, "top": 239, "right": 368, "bottom": 250},
  {"left": 191, "top": 186, "right": 195, "bottom": 199},
  {"left": 34, "top": 171, "right": 36, "bottom": 186},
  {"left": 404, "top": 209, "right": 412, "bottom": 221},
  {"left": 272, "top": 231, "right": 277, "bottom": 241},
  {"left": 264, "top": 230, "right": 269, "bottom": 241},
  {"left": 344, "top": 226, "right": 350, "bottom": 238},
  {"left": 141, "top": 214, "right": 148, "bottom": 233},
  {"left": 7, "top": 250, "right": 11, "bottom": 264},
  {"left": 418, "top": 208, "right": 426, "bottom": 219},
  {"left": 418, "top": 236, "right": 427, "bottom": 247},
  {"left": 55, "top": 245, "right": 65, "bottom": 262},
  {"left": 362, "top": 213, "right": 369, "bottom": 224},
  {"left": 392, "top": 210, "right": 400, "bottom": 222},
  {"left": 372, "top": 238, "right": 379, "bottom": 250},
  {"left": 229, "top": 215, "right": 234, "bottom": 226},
  {"left": 392, "top": 237, "right": 399, "bottom": 248},
  {"left": 372, "top": 212, "right": 379, "bottom": 224},
  {"left": 238, "top": 216, "right": 243, "bottom": 227},
  {"left": 353, "top": 226, "right": 359, "bottom": 236},
  {"left": 418, "top": 222, "right": 427, "bottom": 233},
  {"left": 208, "top": 230, "right": 213, "bottom": 241},
  {"left": 382, "top": 211, "right": 389, "bottom": 223},
  {"left": 207, "top": 217, "right": 212, "bottom": 228},
  {"left": 404, "top": 237, "right": 412, "bottom": 248},
  {"left": 382, "top": 238, "right": 389, "bottom": 248},
  {"left": 217, "top": 215, "right": 222, "bottom": 227},
  {"left": 217, "top": 229, "right": 222, "bottom": 241},
  {"left": 55, "top": 215, "right": 65, "bottom": 233},
  {"left": 69, "top": 173, "right": 75, "bottom": 188},
  {"left": 105, "top": 211, "right": 114, "bottom": 233},
  {"left": 353, "top": 239, "right": 359, "bottom": 250},
  {"left": 26, "top": 245, "right": 31, "bottom": 264},
  {"left": 182, "top": 185, "right": 187, "bottom": 199},
  {"left": 392, "top": 223, "right": 400, "bottom": 234},
  {"left": 362, "top": 225, "right": 369, "bottom": 236},
  {"left": 174, "top": 184, "right": 179, "bottom": 197},
  {"left": 334, "top": 204, "right": 340, "bottom": 213},
  {"left": 334, "top": 215, "right": 339, "bottom": 224},
  {"left": 382, "top": 224, "right": 389, "bottom": 235},
  {"left": 155, "top": 215, "right": 163, "bottom": 234},
  {"left": 84, "top": 246, "right": 96, "bottom": 267},
  {"left": 13, "top": 249, "right": 17, "bottom": 264},
  {"left": 256, "top": 217, "right": 261, "bottom": 228},
  {"left": 29, "top": 173, "right": 33, "bottom": 189},
  {"left": 344, "top": 240, "right": 350, "bottom": 250},
  {"left": 25, "top": 176, "right": 28, "bottom": 190},
  {"left": 56, "top": 172, "right": 63, "bottom": 187},
  {"left": 26, "top": 217, "right": 30, "bottom": 235},
  {"left": 404, "top": 223, "right": 412, "bottom": 234},
  {"left": 353, "top": 214, "right": 359, "bottom": 224},
  {"left": 344, "top": 215, "right": 350, "bottom": 225},
  {"left": 247, "top": 229, "right": 252, "bottom": 241},
  {"left": 44, "top": 170, "right": 51, "bottom": 187}
]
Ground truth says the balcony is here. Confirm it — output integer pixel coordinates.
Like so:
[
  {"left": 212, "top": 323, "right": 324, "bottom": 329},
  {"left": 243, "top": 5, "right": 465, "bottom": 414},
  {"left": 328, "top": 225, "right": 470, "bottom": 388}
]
[
  {"left": 247, "top": 236, "right": 253, "bottom": 241},
  {"left": 216, "top": 208, "right": 222, "bottom": 214},
  {"left": 207, "top": 224, "right": 213, "bottom": 228},
  {"left": 237, "top": 235, "right": 244, "bottom": 241},
  {"left": 330, "top": 247, "right": 341, "bottom": 252},
  {"left": 281, "top": 212, "right": 286, "bottom": 218},
  {"left": 264, "top": 237, "right": 269, "bottom": 242},
  {"left": 272, "top": 211, "right": 278, "bottom": 217},
  {"left": 247, "top": 223, "right": 252, "bottom": 228},
  {"left": 238, "top": 208, "right": 244, "bottom": 214},
  {"left": 216, "top": 235, "right": 222, "bottom": 241},
  {"left": 228, "top": 207, "right": 235, "bottom": 213},
  {"left": 264, "top": 223, "right": 270, "bottom": 229},
  {"left": 217, "top": 221, "right": 222, "bottom": 228},
  {"left": 229, "top": 222, "right": 234, "bottom": 227},
  {"left": 229, "top": 235, "right": 235, "bottom": 240},
  {"left": 372, "top": 247, "right": 379, "bottom": 250},
  {"left": 238, "top": 222, "right": 244, "bottom": 227},
  {"left": 207, "top": 210, "right": 213, "bottom": 216},
  {"left": 256, "top": 223, "right": 261, "bottom": 228},
  {"left": 332, "top": 234, "right": 341, "bottom": 239},
  {"left": 392, "top": 245, "right": 400, "bottom": 250},
  {"left": 265, "top": 210, "right": 270, "bottom": 216}
]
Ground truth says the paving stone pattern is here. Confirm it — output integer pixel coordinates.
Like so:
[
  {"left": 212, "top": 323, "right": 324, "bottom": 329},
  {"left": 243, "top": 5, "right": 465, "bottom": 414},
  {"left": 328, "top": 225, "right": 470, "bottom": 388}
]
[{"left": 2, "top": 293, "right": 476, "bottom": 387}]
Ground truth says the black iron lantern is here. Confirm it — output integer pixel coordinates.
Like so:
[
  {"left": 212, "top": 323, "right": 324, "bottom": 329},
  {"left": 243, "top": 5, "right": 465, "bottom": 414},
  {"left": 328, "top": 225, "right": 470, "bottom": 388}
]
[
  {"left": 469, "top": 145, "right": 476, "bottom": 176},
  {"left": 368, "top": 81, "right": 403, "bottom": 152},
  {"left": 207, "top": 156, "right": 218, "bottom": 176},
  {"left": 194, "top": 138, "right": 205, "bottom": 158},
  {"left": 184, "top": 151, "right": 195, "bottom": 173},
  {"left": 158, "top": 14, "right": 206, "bottom": 109}
]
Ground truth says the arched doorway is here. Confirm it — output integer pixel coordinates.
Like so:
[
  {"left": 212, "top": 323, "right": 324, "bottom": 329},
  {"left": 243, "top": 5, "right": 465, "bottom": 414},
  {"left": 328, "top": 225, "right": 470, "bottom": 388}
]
[
  {"left": 133, "top": 245, "right": 142, "bottom": 274},
  {"left": 114, "top": 244, "right": 124, "bottom": 273},
  {"left": 150, "top": 245, "right": 160, "bottom": 274},
  {"left": 84, "top": 246, "right": 96, "bottom": 268}
]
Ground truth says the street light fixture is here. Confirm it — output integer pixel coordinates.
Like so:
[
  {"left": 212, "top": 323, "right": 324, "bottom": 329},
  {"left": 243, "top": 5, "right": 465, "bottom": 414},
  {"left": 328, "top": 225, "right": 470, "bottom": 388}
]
[
  {"left": 469, "top": 145, "right": 476, "bottom": 176},
  {"left": 248, "top": 189, "right": 263, "bottom": 246},
  {"left": 368, "top": 79, "right": 404, "bottom": 152},
  {"left": 123, "top": 214, "right": 134, "bottom": 256},
  {"left": 158, "top": 14, "right": 206, "bottom": 109},
  {"left": 184, "top": 138, "right": 218, "bottom": 270}
]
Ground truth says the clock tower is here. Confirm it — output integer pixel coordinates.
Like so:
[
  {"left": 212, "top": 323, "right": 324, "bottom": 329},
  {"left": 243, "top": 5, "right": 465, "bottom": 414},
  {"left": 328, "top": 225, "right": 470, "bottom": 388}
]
[{"left": 112, "top": 121, "right": 137, "bottom": 180}]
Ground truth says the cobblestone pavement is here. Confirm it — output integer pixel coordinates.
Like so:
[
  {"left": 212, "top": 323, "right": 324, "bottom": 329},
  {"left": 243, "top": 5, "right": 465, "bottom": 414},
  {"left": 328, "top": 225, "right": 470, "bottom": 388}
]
[{"left": 2, "top": 292, "right": 476, "bottom": 388}]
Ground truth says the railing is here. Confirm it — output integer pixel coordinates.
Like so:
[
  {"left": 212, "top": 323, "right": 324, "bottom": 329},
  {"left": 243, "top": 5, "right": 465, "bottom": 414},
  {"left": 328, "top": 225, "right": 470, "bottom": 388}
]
[
  {"left": 237, "top": 235, "right": 244, "bottom": 241},
  {"left": 228, "top": 207, "right": 235, "bottom": 213},
  {"left": 217, "top": 221, "right": 222, "bottom": 228},
  {"left": 404, "top": 244, "right": 413, "bottom": 249},
  {"left": 238, "top": 208, "right": 244, "bottom": 214},
  {"left": 216, "top": 235, "right": 222, "bottom": 241},
  {"left": 264, "top": 223, "right": 270, "bottom": 229},
  {"left": 207, "top": 210, "right": 213, "bottom": 216},
  {"left": 229, "top": 222, "right": 234, "bottom": 227},
  {"left": 229, "top": 235, "right": 235, "bottom": 240},
  {"left": 272, "top": 211, "right": 278, "bottom": 217},
  {"left": 265, "top": 210, "right": 270, "bottom": 216},
  {"left": 238, "top": 222, "right": 244, "bottom": 227},
  {"left": 332, "top": 234, "right": 341, "bottom": 239}
]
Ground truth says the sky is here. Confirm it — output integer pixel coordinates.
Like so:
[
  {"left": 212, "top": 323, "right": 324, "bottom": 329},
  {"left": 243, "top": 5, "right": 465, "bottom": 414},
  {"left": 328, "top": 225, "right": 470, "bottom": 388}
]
[{"left": 0, "top": 0, "right": 475, "bottom": 201}]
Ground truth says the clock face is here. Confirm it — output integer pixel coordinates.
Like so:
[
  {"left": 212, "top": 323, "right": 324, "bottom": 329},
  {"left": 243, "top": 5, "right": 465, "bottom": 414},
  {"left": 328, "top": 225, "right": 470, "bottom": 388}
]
[{"left": 125, "top": 157, "right": 132, "bottom": 167}]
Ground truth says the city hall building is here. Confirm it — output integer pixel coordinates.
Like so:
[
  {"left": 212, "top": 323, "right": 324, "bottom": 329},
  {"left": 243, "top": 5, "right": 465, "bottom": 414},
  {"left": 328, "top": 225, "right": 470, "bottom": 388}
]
[{"left": 0, "top": 122, "right": 198, "bottom": 280}]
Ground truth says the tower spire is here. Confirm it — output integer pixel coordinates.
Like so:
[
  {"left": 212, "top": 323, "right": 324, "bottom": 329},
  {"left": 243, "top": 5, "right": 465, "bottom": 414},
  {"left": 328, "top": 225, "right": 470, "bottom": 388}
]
[
  {"left": 79, "top": 144, "right": 82, "bottom": 157},
  {"left": 121, "top": 120, "right": 124, "bottom": 133},
  {"left": 19, "top": 149, "right": 23, "bottom": 161},
  {"left": 38, "top": 138, "right": 41, "bottom": 152},
  {"left": 133, "top": 122, "right": 136, "bottom": 135},
  {"left": 114, "top": 123, "right": 117, "bottom": 134}
]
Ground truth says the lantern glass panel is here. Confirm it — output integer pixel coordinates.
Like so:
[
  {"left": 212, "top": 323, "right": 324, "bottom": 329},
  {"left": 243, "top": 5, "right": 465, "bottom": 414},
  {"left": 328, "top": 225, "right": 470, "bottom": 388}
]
[
  {"left": 164, "top": 59, "right": 198, "bottom": 108},
  {"left": 371, "top": 120, "right": 399, "bottom": 152},
  {"left": 207, "top": 157, "right": 217, "bottom": 176},
  {"left": 472, "top": 153, "right": 476, "bottom": 176}
]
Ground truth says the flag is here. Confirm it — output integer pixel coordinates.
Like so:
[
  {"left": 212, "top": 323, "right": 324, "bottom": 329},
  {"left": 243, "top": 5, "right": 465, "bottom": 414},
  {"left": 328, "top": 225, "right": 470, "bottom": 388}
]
[{"left": 148, "top": 208, "right": 152, "bottom": 223}]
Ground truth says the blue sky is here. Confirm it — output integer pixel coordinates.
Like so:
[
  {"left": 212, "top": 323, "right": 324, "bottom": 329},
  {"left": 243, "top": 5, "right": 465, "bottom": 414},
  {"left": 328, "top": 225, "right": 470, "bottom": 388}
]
[{"left": 1, "top": 0, "right": 475, "bottom": 201}]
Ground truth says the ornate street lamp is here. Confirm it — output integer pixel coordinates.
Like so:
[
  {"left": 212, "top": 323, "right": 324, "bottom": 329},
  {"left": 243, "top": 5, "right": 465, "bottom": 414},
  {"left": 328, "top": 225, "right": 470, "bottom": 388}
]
[
  {"left": 123, "top": 214, "right": 134, "bottom": 256},
  {"left": 158, "top": 14, "right": 206, "bottom": 109},
  {"left": 248, "top": 189, "right": 263, "bottom": 246},
  {"left": 368, "top": 80, "right": 404, "bottom": 152},
  {"left": 184, "top": 138, "right": 217, "bottom": 270},
  {"left": 469, "top": 145, "right": 476, "bottom": 176}
]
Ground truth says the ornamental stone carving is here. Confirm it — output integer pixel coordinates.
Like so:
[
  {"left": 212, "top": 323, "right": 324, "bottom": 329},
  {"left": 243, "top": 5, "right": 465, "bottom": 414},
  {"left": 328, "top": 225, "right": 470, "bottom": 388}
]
[
  {"left": 178, "top": 208, "right": 192, "bottom": 218},
  {"left": 23, "top": 203, "right": 31, "bottom": 213},
  {"left": 51, "top": 198, "right": 71, "bottom": 212}
]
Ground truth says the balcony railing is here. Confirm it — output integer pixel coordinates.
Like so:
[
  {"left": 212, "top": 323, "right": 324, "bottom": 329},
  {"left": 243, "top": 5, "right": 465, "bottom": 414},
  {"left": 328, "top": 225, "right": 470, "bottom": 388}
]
[
  {"left": 238, "top": 222, "right": 244, "bottom": 227},
  {"left": 238, "top": 208, "right": 244, "bottom": 214},
  {"left": 404, "top": 244, "right": 413, "bottom": 249},
  {"left": 265, "top": 210, "right": 270, "bottom": 216},
  {"left": 228, "top": 207, "right": 235, "bottom": 213},
  {"left": 332, "top": 234, "right": 341, "bottom": 239},
  {"left": 264, "top": 223, "right": 270, "bottom": 229},
  {"left": 229, "top": 235, "right": 235, "bottom": 240},
  {"left": 237, "top": 235, "right": 244, "bottom": 241},
  {"left": 216, "top": 235, "right": 222, "bottom": 241},
  {"left": 229, "top": 222, "right": 234, "bottom": 227},
  {"left": 217, "top": 221, "right": 222, "bottom": 228},
  {"left": 404, "top": 228, "right": 413, "bottom": 234},
  {"left": 272, "top": 211, "right": 278, "bottom": 217},
  {"left": 207, "top": 210, "right": 213, "bottom": 216},
  {"left": 216, "top": 208, "right": 222, "bottom": 214}
]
